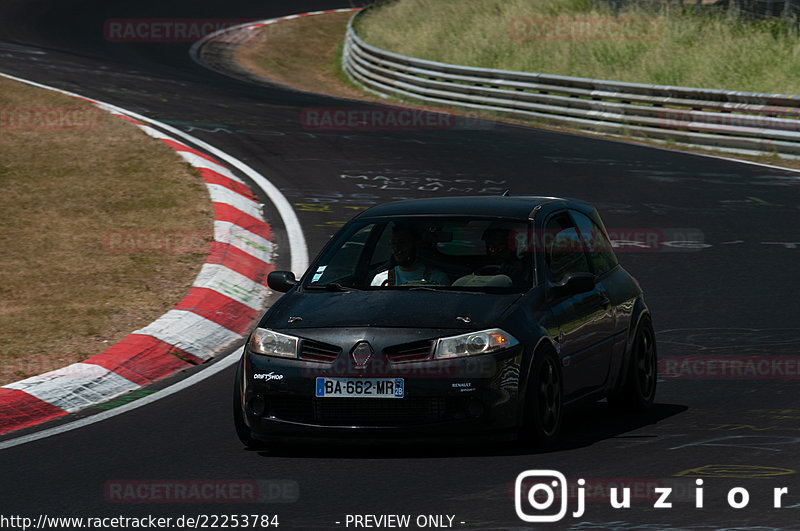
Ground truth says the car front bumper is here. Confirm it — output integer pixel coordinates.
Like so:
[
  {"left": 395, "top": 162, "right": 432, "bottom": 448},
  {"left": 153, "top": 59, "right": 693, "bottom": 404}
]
[{"left": 240, "top": 344, "right": 525, "bottom": 442}]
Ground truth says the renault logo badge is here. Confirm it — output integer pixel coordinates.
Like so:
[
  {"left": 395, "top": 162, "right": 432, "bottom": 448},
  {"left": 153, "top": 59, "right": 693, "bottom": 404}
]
[{"left": 350, "top": 341, "right": 373, "bottom": 368}]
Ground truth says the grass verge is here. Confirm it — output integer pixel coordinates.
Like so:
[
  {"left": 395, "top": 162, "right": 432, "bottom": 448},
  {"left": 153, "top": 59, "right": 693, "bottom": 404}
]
[
  {"left": 356, "top": 0, "right": 800, "bottom": 94},
  {"left": 236, "top": 11, "right": 370, "bottom": 100},
  {"left": 0, "top": 77, "right": 213, "bottom": 385}
]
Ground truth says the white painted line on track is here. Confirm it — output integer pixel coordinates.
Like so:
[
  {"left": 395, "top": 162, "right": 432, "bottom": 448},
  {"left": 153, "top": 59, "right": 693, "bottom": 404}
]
[
  {"left": 682, "top": 150, "right": 800, "bottom": 174},
  {"left": 159, "top": 124, "right": 310, "bottom": 275},
  {"left": 0, "top": 352, "right": 241, "bottom": 451},
  {"left": 134, "top": 122, "right": 173, "bottom": 140}
]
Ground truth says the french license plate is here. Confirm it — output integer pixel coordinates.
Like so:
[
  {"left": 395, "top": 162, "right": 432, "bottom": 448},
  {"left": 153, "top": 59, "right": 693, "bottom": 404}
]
[{"left": 315, "top": 377, "right": 404, "bottom": 398}]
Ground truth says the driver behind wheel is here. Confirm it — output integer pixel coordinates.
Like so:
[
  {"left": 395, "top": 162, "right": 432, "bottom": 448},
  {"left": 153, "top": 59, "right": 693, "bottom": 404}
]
[{"left": 371, "top": 225, "right": 449, "bottom": 286}]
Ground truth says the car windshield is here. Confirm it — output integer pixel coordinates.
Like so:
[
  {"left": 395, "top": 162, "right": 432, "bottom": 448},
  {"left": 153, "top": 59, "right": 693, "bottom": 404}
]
[{"left": 304, "top": 217, "right": 534, "bottom": 292}]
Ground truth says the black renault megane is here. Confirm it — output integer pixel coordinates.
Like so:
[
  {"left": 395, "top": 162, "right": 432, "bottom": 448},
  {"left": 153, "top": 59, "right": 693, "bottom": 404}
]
[{"left": 234, "top": 196, "right": 657, "bottom": 447}]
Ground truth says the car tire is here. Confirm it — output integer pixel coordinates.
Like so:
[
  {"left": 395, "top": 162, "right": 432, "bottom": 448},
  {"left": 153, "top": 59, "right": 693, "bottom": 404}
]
[
  {"left": 521, "top": 345, "right": 563, "bottom": 446},
  {"left": 233, "top": 360, "right": 266, "bottom": 450},
  {"left": 608, "top": 314, "right": 657, "bottom": 411}
]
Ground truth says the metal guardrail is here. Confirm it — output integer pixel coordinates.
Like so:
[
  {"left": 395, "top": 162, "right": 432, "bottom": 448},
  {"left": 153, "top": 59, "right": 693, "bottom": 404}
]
[{"left": 342, "top": 10, "right": 800, "bottom": 158}]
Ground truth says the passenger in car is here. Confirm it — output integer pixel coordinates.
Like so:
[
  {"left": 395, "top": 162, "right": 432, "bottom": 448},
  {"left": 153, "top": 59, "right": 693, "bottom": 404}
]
[
  {"left": 372, "top": 225, "right": 450, "bottom": 286},
  {"left": 481, "top": 226, "right": 529, "bottom": 285}
]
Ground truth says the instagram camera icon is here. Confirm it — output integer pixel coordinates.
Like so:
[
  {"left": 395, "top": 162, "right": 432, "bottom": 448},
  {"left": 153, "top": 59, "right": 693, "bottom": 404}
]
[{"left": 515, "top": 470, "right": 568, "bottom": 523}]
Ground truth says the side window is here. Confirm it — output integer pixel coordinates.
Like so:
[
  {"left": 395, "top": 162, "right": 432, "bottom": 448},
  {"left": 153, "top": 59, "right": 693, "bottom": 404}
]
[
  {"left": 545, "top": 213, "right": 591, "bottom": 284},
  {"left": 571, "top": 211, "right": 619, "bottom": 276}
]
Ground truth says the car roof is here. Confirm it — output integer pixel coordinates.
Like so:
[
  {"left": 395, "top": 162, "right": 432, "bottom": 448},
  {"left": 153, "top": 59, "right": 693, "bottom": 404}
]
[{"left": 357, "top": 195, "right": 596, "bottom": 220}]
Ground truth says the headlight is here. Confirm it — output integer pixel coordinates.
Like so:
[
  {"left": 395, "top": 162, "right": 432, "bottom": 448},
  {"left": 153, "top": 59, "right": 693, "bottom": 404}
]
[
  {"left": 248, "top": 328, "right": 299, "bottom": 359},
  {"left": 434, "top": 328, "right": 519, "bottom": 359}
]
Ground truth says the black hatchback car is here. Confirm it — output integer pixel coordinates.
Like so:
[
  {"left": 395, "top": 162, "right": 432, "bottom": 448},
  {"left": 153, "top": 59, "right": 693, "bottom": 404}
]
[{"left": 234, "top": 196, "right": 656, "bottom": 447}]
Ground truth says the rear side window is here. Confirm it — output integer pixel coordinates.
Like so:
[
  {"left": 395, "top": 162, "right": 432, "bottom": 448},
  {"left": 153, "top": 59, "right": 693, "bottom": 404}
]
[
  {"left": 545, "top": 213, "right": 590, "bottom": 284},
  {"left": 571, "top": 211, "right": 619, "bottom": 275}
]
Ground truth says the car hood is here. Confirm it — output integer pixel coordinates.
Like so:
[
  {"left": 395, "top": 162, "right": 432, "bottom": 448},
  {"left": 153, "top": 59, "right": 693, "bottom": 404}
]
[{"left": 263, "top": 290, "right": 523, "bottom": 331}]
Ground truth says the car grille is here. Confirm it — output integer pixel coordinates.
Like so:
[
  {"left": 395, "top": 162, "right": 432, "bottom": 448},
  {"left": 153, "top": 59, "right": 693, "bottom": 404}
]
[
  {"left": 296, "top": 339, "right": 435, "bottom": 364},
  {"left": 298, "top": 339, "right": 341, "bottom": 362},
  {"left": 266, "top": 397, "right": 458, "bottom": 426},
  {"left": 383, "top": 340, "right": 434, "bottom": 363}
]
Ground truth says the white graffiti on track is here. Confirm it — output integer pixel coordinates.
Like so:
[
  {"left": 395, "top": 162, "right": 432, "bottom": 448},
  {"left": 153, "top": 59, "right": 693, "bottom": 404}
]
[
  {"left": 284, "top": 170, "right": 509, "bottom": 206},
  {"left": 340, "top": 172, "right": 508, "bottom": 194},
  {"left": 670, "top": 435, "right": 800, "bottom": 452},
  {"left": 656, "top": 328, "right": 800, "bottom": 356},
  {"left": 286, "top": 191, "right": 415, "bottom": 205}
]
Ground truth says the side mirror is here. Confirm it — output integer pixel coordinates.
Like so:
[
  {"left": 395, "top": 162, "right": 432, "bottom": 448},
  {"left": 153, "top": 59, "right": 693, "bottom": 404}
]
[
  {"left": 267, "top": 271, "right": 297, "bottom": 293},
  {"left": 551, "top": 271, "right": 595, "bottom": 297}
]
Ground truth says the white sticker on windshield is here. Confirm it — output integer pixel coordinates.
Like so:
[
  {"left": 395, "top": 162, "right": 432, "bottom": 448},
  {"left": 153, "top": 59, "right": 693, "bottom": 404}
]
[{"left": 311, "top": 265, "right": 327, "bottom": 283}]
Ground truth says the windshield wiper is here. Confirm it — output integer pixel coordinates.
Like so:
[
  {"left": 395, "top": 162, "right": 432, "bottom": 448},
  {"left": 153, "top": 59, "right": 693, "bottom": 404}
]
[{"left": 305, "top": 283, "right": 357, "bottom": 292}]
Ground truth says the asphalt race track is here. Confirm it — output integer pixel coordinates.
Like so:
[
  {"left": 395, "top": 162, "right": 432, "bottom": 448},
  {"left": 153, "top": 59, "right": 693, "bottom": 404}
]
[{"left": 1, "top": 1, "right": 800, "bottom": 528}]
